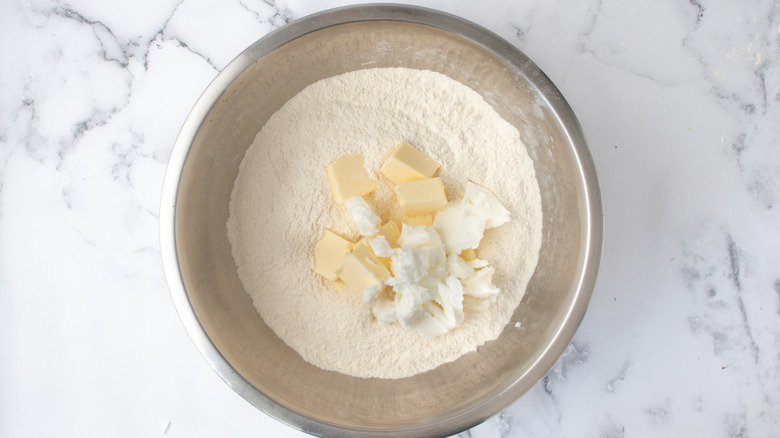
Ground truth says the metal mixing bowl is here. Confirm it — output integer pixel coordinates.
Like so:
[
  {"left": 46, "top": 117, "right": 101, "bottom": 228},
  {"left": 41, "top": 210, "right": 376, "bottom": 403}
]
[{"left": 160, "top": 4, "right": 602, "bottom": 437}]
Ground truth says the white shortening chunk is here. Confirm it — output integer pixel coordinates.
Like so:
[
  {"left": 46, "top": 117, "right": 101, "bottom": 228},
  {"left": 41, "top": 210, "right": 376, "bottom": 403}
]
[
  {"left": 371, "top": 288, "right": 398, "bottom": 323},
  {"left": 388, "top": 245, "right": 446, "bottom": 287},
  {"left": 345, "top": 196, "right": 381, "bottom": 236},
  {"left": 462, "top": 266, "right": 500, "bottom": 299},
  {"left": 462, "top": 181, "right": 511, "bottom": 229},
  {"left": 368, "top": 235, "right": 395, "bottom": 258},
  {"left": 380, "top": 141, "right": 441, "bottom": 184},
  {"left": 326, "top": 155, "right": 377, "bottom": 204},
  {"left": 432, "top": 203, "right": 486, "bottom": 255},
  {"left": 467, "top": 258, "right": 489, "bottom": 269},
  {"left": 393, "top": 275, "right": 465, "bottom": 338},
  {"left": 433, "top": 181, "right": 511, "bottom": 255},
  {"left": 431, "top": 276, "right": 465, "bottom": 329},
  {"left": 397, "top": 223, "right": 444, "bottom": 249},
  {"left": 446, "top": 254, "right": 474, "bottom": 280},
  {"left": 389, "top": 225, "right": 447, "bottom": 284},
  {"left": 393, "top": 283, "right": 433, "bottom": 332}
]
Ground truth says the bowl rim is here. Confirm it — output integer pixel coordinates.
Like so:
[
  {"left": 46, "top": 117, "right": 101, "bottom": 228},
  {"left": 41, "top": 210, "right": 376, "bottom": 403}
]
[{"left": 160, "top": 4, "right": 603, "bottom": 437}]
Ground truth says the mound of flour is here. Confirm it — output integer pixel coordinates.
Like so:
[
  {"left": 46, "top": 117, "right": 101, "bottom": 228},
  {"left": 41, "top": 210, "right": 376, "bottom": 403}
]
[{"left": 227, "top": 67, "right": 542, "bottom": 379}]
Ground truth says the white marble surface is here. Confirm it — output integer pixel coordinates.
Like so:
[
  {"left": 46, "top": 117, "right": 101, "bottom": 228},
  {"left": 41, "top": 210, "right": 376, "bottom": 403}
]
[{"left": 1, "top": 0, "right": 778, "bottom": 436}]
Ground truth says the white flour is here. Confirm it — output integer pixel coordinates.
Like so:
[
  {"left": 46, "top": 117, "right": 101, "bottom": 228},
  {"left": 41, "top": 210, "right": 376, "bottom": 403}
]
[{"left": 227, "top": 68, "right": 542, "bottom": 379}]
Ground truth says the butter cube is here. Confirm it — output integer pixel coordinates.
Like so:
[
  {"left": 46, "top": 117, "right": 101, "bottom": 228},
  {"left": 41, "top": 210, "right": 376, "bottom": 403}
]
[
  {"left": 380, "top": 142, "right": 440, "bottom": 184},
  {"left": 326, "top": 155, "right": 377, "bottom": 204},
  {"left": 394, "top": 177, "right": 447, "bottom": 216},
  {"left": 377, "top": 220, "right": 401, "bottom": 248},
  {"left": 459, "top": 248, "right": 477, "bottom": 262},
  {"left": 339, "top": 239, "right": 392, "bottom": 303},
  {"left": 402, "top": 215, "right": 434, "bottom": 227},
  {"left": 353, "top": 240, "right": 391, "bottom": 277},
  {"left": 314, "top": 230, "right": 354, "bottom": 281}
]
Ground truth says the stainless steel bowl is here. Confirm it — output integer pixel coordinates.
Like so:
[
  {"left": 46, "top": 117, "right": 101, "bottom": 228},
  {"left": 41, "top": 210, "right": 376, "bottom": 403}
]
[{"left": 160, "top": 4, "right": 602, "bottom": 437}]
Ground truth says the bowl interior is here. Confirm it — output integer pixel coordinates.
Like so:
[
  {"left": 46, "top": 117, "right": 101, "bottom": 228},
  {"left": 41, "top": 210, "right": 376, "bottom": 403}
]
[{"left": 172, "top": 16, "right": 598, "bottom": 436}]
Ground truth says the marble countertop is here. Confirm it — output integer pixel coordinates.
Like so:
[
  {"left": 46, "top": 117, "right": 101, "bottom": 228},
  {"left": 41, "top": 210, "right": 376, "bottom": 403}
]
[{"left": 2, "top": 0, "right": 778, "bottom": 436}]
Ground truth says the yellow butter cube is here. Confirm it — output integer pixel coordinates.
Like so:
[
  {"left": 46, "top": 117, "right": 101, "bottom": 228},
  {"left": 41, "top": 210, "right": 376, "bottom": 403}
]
[
  {"left": 338, "top": 239, "right": 391, "bottom": 301},
  {"left": 394, "top": 177, "right": 447, "bottom": 216},
  {"left": 314, "top": 230, "right": 354, "bottom": 281},
  {"left": 338, "top": 255, "right": 383, "bottom": 297},
  {"left": 402, "top": 215, "right": 434, "bottom": 227},
  {"left": 326, "top": 155, "right": 377, "bottom": 204},
  {"left": 459, "top": 248, "right": 477, "bottom": 262},
  {"left": 377, "top": 220, "right": 401, "bottom": 248},
  {"left": 352, "top": 240, "right": 391, "bottom": 278},
  {"left": 380, "top": 142, "right": 440, "bottom": 184}
]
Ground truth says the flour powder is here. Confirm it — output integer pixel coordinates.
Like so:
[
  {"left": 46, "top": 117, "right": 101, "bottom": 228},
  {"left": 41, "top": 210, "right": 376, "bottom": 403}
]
[{"left": 227, "top": 67, "right": 542, "bottom": 379}]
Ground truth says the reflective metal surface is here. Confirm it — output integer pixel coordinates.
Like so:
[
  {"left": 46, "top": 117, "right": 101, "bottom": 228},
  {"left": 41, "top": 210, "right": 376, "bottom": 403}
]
[{"left": 160, "top": 4, "right": 602, "bottom": 437}]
